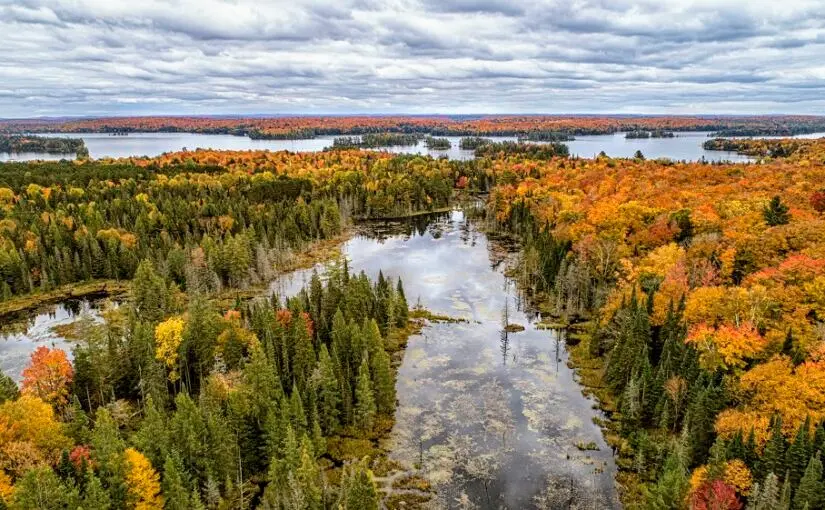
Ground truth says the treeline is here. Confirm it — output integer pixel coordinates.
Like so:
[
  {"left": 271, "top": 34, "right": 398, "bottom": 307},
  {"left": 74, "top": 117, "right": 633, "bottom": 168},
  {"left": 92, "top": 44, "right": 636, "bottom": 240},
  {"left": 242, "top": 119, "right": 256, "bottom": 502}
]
[
  {"left": 625, "top": 130, "right": 675, "bottom": 139},
  {"left": 0, "top": 135, "right": 87, "bottom": 157},
  {"left": 0, "top": 151, "right": 495, "bottom": 300},
  {"left": 0, "top": 256, "right": 409, "bottom": 508}
]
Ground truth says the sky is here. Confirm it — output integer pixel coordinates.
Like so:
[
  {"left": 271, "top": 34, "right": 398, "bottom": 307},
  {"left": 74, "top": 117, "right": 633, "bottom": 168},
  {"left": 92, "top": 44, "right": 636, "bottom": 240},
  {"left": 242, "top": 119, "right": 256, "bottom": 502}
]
[{"left": 2, "top": 0, "right": 825, "bottom": 117}]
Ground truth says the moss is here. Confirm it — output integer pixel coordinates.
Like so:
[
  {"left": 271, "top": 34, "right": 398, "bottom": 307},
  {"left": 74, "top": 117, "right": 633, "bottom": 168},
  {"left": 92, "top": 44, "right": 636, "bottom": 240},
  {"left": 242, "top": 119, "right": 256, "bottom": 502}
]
[
  {"left": 384, "top": 493, "right": 432, "bottom": 510},
  {"left": 409, "top": 307, "right": 468, "bottom": 323},
  {"left": 326, "top": 437, "right": 378, "bottom": 463}
]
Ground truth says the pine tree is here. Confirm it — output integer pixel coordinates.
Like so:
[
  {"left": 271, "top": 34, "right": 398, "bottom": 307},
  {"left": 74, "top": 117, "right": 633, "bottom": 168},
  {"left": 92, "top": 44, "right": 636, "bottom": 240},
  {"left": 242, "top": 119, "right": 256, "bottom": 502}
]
[
  {"left": 748, "top": 472, "right": 780, "bottom": 510},
  {"left": 162, "top": 452, "right": 191, "bottom": 510},
  {"left": 90, "top": 408, "right": 128, "bottom": 507},
  {"left": 82, "top": 472, "right": 111, "bottom": 510},
  {"left": 761, "top": 417, "right": 787, "bottom": 479},
  {"left": 0, "top": 370, "right": 19, "bottom": 403},
  {"left": 314, "top": 345, "right": 341, "bottom": 434},
  {"left": 395, "top": 278, "right": 409, "bottom": 327},
  {"left": 644, "top": 446, "right": 689, "bottom": 510},
  {"left": 132, "top": 259, "right": 168, "bottom": 322},
  {"left": 371, "top": 346, "right": 395, "bottom": 416},
  {"left": 296, "top": 435, "right": 322, "bottom": 510},
  {"left": 338, "top": 459, "right": 380, "bottom": 510},
  {"left": 354, "top": 356, "right": 376, "bottom": 433},
  {"left": 794, "top": 453, "right": 824, "bottom": 510},
  {"left": 787, "top": 418, "right": 812, "bottom": 487},
  {"left": 764, "top": 195, "right": 791, "bottom": 226}
]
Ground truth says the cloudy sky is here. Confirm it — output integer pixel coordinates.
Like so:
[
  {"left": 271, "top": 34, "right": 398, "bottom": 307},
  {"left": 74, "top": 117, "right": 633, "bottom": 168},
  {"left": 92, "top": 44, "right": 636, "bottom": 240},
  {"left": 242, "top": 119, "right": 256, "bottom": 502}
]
[{"left": 2, "top": 0, "right": 825, "bottom": 117}]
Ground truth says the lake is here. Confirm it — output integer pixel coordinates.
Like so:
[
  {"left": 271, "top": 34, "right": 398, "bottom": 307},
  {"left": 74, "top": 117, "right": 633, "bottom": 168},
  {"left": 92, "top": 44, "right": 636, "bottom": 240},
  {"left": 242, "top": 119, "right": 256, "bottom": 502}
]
[
  {"left": 2, "top": 130, "right": 810, "bottom": 162},
  {"left": 0, "top": 210, "right": 618, "bottom": 509}
]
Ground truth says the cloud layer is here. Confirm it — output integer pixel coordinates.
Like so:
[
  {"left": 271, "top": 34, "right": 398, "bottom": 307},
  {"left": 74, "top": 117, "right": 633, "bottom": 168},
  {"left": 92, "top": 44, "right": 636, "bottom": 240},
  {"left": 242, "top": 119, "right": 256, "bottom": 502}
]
[{"left": 2, "top": 0, "right": 825, "bottom": 116}]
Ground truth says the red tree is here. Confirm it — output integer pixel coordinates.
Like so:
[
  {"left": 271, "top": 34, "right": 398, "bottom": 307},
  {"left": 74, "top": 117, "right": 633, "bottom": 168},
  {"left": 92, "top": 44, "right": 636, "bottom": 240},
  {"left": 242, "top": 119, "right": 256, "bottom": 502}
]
[{"left": 690, "top": 480, "right": 742, "bottom": 510}]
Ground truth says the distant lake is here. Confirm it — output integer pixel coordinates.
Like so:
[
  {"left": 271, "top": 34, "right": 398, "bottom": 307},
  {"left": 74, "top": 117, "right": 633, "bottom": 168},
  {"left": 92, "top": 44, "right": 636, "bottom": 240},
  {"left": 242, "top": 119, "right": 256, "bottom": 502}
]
[{"left": 3, "top": 130, "right": 822, "bottom": 163}]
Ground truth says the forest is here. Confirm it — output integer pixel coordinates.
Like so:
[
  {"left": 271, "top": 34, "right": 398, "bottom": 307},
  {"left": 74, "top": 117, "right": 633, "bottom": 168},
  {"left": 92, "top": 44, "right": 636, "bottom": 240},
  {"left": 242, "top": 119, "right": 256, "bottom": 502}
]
[
  {"left": 4, "top": 115, "right": 825, "bottom": 140},
  {"left": 2, "top": 136, "right": 825, "bottom": 508}
]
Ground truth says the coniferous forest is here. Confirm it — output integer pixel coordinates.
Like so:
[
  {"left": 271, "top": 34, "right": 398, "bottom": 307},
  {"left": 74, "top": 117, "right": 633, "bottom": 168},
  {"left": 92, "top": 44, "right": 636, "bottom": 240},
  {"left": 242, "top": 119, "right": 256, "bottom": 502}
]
[{"left": 2, "top": 136, "right": 825, "bottom": 509}]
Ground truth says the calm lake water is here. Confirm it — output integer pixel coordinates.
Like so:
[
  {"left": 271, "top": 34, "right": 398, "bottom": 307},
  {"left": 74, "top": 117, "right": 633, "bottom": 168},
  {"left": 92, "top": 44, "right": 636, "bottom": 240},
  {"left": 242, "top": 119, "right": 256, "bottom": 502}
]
[
  {"left": 4, "top": 130, "right": 816, "bottom": 162},
  {"left": 1, "top": 210, "right": 618, "bottom": 508}
]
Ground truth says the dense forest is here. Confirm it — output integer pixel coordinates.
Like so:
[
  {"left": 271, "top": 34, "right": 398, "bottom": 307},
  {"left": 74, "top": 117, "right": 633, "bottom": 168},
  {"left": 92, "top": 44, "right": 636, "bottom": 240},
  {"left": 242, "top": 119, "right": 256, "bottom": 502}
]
[
  {"left": 3, "top": 137, "right": 825, "bottom": 508},
  {"left": 4, "top": 115, "right": 825, "bottom": 139},
  {"left": 0, "top": 135, "right": 87, "bottom": 157},
  {"left": 489, "top": 138, "right": 825, "bottom": 508}
]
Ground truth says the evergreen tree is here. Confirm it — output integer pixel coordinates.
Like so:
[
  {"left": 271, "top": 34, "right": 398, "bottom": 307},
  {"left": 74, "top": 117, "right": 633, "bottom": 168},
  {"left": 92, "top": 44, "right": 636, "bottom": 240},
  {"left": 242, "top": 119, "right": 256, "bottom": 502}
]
[
  {"left": 764, "top": 195, "right": 791, "bottom": 226},
  {"left": 395, "top": 278, "right": 409, "bottom": 327},
  {"left": 338, "top": 459, "right": 380, "bottom": 510},
  {"left": 0, "top": 370, "right": 19, "bottom": 403},
  {"left": 761, "top": 417, "right": 788, "bottom": 480},
  {"left": 132, "top": 259, "right": 168, "bottom": 322},
  {"left": 786, "top": 418, "right": 812, "bottom": 488},
  {"left": 354, "top": 356, "right": 376, "bottom": 432},
  {"left": 644, "top": 446, "right": 689, "bottom": 510},
  {"left": 314, "top": 345, "right": 341, "bottom": 434},
  {"left": 162, "top": 452, "right": 192, "bottom": 510},
  {"left": 748, "top": 472, "right": 780, "bottom": 510},
  {"left": 371, "top": 346, "right": 395, "bottom": 416},
  {"left": 780, "top": 471, "right": 792, "bottom": 510},
  {"left": 794, "top": 453, "right": 824, "bottom": 510}
]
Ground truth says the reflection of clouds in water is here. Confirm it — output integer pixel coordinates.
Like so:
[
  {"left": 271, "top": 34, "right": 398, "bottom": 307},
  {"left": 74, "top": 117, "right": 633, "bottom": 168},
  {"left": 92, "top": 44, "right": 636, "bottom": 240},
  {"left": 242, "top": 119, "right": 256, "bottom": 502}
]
[
  {"left": 0, "top": 299, "right": 109, "bottom": 381},
  {"left": 375, "top": 213, "right": 619, "bottom": 508}
]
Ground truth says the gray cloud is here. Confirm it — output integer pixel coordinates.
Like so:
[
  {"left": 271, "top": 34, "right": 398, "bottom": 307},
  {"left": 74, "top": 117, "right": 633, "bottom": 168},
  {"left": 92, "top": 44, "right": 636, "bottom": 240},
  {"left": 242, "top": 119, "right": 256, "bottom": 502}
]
[{"left": 0, "top": 0, "right": 824, "bottom": 116}]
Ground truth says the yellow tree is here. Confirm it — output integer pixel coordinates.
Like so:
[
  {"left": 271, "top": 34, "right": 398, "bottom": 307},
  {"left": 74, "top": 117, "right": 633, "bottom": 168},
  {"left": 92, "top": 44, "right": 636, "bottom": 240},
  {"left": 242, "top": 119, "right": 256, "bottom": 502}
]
[
  {"left": 124, "top": 447, "right": 164, "bottom": 510},
  {"left": 155, "top": 317, "right": 185, "bottom": 382}
]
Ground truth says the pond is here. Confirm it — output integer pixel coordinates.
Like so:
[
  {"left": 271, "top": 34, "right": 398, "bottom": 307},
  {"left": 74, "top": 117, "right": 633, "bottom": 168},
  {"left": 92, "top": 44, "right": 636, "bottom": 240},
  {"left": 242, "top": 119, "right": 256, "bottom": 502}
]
[
  {"left": 0, "top": 298, "right": 113, "bottom": 381},
  {"left": 0, "top": 210, "right": 619, "bottom": 508},
  {"left": 5, "top": 130, "right": 818, "bottom": 162},
  {"left": 269, "top": 210, "right": 618, "bottom": 508}
]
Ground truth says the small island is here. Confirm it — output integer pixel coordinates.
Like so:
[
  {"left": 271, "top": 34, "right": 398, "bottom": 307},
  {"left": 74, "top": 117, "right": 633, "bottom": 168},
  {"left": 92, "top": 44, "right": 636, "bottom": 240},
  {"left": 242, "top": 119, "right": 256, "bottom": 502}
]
[
  {"left": 0, "top": 134, "right": 87, "bottom": 157},
  {"left": 624, "top": 130, "right": 675, "bottom": 139},
  {"left": 424, "top": 136, "right": 452, "bottom": 150}
]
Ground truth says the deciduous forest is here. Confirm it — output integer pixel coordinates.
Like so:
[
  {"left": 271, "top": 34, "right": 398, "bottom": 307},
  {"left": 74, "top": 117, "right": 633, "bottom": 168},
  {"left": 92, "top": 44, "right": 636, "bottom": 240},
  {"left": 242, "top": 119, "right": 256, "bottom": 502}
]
[{"left": 2, "top": 133, "right": 825, "bottom": 509}]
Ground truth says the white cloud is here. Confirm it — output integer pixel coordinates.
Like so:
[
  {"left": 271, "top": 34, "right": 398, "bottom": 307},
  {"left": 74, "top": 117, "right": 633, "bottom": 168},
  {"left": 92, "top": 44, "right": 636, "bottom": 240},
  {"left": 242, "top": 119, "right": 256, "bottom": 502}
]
[{"left": 0, "top": 0, "right": 824, "bottom": 116}]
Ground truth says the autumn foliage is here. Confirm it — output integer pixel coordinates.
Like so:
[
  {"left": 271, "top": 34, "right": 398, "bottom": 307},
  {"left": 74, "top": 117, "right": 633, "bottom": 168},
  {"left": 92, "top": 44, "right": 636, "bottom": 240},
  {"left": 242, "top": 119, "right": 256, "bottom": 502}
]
[{"left": 20, "top": 346, "right": 73, "bottom": 407}]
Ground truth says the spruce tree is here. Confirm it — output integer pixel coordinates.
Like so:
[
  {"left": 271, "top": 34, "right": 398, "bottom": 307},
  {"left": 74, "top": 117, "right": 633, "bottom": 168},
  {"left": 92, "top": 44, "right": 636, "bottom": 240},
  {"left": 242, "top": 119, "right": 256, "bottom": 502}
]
[
  {"left": 749, "top": 472, "right": 780, "bottom": 510},
  {"left": 764, "top": 195, "right": 791, "bottom": 226},
  {"left": 371, "top": 346, "right": 395, "bottom": 416},
  {"left": 314, "top": 344, "right": 341, "bottom": 434},
  {"left": 338, "top": 459, "right": 380, "bottom": 510},
  {"left": 354, "top": 356, "right": 377, "bottom": 433},
  {"left": 395, "top": 278, "right": 409, "bottom": 327},
  {"left": 779, "top": 471, "right": 792, "bottom": 510},
  {"left": 787, "top": 418, "right": 812, "bottom": 487},
  {"left": 644, "top": 447, "right": 689, "bottom": 510},
  {"left": 794, "top": 453, "right": 824, "bottom": 510},
  {"left": 162, "top": 452, "right": 191, "bottom": 510},
  {"left": 762, "top": 417, "right": 788, "bottom": 480}
]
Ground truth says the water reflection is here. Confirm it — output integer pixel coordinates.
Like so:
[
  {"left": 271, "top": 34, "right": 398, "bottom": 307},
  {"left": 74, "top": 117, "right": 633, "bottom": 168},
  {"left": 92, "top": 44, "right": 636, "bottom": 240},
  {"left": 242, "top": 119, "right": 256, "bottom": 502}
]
[
  {"left": 0, "top": 298, "right": 110, "bottom": 381},
  {"left": 333, "top": 210, "right": 617, "bottom": 509},
  {"left": 5, "top": 130, "right": 816, "bottom": 162}
]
